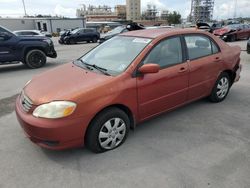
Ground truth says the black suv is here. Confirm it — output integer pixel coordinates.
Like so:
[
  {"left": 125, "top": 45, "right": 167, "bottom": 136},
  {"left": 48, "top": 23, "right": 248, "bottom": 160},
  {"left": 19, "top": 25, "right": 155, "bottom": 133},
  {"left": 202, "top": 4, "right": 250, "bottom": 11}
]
[
  {"left": 59, "top": 28, "right": 100, "bottom": 44},
  {"left": 0, "top": 26, "right": 57, "bottom": 69}
]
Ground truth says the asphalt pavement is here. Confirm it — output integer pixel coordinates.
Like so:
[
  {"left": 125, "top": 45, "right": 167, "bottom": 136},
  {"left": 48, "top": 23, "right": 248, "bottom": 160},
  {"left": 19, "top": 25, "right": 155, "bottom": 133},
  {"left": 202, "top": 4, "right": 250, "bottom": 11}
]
[{"left": 0, "top": 38, "right": 249, "bottom": 188}]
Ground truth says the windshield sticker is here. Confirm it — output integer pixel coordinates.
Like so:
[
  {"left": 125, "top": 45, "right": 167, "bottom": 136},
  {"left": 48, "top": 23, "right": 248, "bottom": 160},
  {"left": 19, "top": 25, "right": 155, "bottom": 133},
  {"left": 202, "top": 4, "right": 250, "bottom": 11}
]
[{"left": 132, "top": 38, "right": 151, "bottom": 44}]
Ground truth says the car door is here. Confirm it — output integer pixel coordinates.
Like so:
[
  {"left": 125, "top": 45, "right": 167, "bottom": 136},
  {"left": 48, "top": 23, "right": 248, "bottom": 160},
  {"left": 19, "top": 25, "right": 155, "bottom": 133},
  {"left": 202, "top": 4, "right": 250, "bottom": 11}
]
[
  {"left": 76, "top": 29, "right": 84, "bottom": 42},
  {"left": 184, "top": 34, "right": 222, "bottom": 101},
  {"left": 137, "top": 36, "right": 189, "bottom": 120},
  {"left": 242, "top": 25, "right": 250, "bottom": 39},
  {"left": 236, "top": 25, "right": 248, "bottom": 39},
  {"left": 0, "top": 28, "right": 17, "bottom": 62}
]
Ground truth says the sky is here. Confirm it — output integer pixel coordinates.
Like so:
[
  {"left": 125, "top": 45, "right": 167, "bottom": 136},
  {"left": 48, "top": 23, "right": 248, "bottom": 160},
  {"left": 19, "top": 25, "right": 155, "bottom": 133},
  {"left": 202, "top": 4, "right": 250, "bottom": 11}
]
[{"left": 0, "top": 0, "right": 249, "bottom": 20}]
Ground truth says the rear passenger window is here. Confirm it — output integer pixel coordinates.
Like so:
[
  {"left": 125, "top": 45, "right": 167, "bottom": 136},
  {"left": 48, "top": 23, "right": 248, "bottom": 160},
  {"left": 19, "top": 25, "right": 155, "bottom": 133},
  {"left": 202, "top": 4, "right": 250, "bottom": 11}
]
[
  {"left": 143, "top": 37, "right": 183, "bottom": 68},
  {"left": 211, "top": 41, "right": 219, "bottom": 54},
  {"left": 185, "top": 35, "right": 212, "bottom": 60}
]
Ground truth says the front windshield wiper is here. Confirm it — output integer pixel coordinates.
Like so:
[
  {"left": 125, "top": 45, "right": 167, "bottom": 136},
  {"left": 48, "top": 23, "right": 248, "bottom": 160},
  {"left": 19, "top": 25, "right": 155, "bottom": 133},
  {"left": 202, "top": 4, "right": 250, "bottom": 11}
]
[{"left": 78, "top": 59, "right": 110, "bottom": 76}]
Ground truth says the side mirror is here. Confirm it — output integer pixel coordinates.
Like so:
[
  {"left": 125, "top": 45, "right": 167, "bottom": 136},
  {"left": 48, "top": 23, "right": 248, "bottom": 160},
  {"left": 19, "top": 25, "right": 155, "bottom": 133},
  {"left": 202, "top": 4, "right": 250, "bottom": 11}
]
[
  {"left": 0, "top": 32, "right": 11, "bottom": 41},
  {"left": 138, "top": 64, "right": 160, "bottom": 74}
]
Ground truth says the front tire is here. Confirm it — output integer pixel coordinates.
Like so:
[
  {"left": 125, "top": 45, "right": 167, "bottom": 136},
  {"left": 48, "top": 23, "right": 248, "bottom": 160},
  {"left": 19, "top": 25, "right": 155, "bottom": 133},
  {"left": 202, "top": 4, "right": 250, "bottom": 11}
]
[
  {"left": 85, "top": 108, "right": 130, "bottom": 153},
  {"left": 229, "top": 34, "right": 236, "bottom": 42},
  {"left": 209, "top": 72, "right": 231, "bottom": 103},
  {"left": 25, "top": 49, "right": 46, "bottom": 69},
  {"left": 69, "top": 39, "right": 76, "bottom": 44}
]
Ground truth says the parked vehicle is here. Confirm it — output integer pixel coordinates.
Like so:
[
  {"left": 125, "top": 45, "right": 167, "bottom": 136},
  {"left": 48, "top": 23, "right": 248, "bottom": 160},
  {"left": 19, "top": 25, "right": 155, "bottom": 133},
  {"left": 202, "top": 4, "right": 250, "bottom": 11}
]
[
  {"left": 16, "top": 28, "right": 242, "bottom": 152},
  {"left": 14, "top": 30, "right": 52, "bottom": 38},
  {"left": 247, "top": 39, "right": 250, "bottom": 54},
  {"left": 99, "top": 26, "right": 129, "bottom": 43},
  {"left": 196, "top": 22, "right": 223, "bottom": 33},
  {"left": 58, "top": 28, "right": 100, "bottom": 44},
  {"left": 213, "top": 24, "right": 250, "bottom": 42},
  {"left": 0, "top": 26, "right": 57, "bottom": 68},
  {"left": 99, "top": 23, "right": 145, "bottom": 43}
]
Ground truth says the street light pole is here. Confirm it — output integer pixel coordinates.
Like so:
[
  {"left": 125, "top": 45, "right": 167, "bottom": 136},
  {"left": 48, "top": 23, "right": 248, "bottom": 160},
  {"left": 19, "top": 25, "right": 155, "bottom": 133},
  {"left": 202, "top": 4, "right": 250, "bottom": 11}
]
[{"left": 22, "top": 0, "right": 27, "bottom": 17}]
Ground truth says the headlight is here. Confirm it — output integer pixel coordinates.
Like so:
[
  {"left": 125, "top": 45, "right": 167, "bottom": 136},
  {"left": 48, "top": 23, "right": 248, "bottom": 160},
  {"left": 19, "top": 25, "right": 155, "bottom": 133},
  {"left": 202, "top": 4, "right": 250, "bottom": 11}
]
[
  {"left": 33, "top": 101, "right": 76, "bottom": 119},
  {"left": 43, "top": 38, "right": 52, "bottom": 45}
]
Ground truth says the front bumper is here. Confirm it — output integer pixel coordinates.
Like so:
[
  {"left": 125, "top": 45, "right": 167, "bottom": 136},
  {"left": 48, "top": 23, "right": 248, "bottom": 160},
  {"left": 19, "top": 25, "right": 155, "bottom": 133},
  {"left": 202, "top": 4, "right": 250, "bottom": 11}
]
[
  {"left": 15, "top": 95, "right": 88, "bottom": 150},
  {"left": 247, "top": 42, "right": 250, "bottom": 54},
  {"left": 234, "top": 64, "right": 242, "bottom": 82},
  {"left": 47, "top": 45, "right": 57, "bottom": 58},
  {"left": 98, "top": 38, "right": 106, "bottom": 43},
  {"left": 214, "top": 34, "right": 227, "bottom": 41}
]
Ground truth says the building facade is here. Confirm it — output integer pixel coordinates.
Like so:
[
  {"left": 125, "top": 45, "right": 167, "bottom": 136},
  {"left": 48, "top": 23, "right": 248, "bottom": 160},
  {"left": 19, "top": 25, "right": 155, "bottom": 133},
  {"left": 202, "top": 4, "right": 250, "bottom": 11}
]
[
  {"left": 76, "top": 4, "right": 119, "bottom": 21},
  {"left": 126, "top": 0, "right": 141, "bottom": 21},
  {"left": 0, "top": 18, "right": 85, "bottom": 33},
  {"left": 115, "top": 5, "right": 126, "bottom": 20},
  {"left": 189, "top": 0, "right": 214, "bottom": 23}
]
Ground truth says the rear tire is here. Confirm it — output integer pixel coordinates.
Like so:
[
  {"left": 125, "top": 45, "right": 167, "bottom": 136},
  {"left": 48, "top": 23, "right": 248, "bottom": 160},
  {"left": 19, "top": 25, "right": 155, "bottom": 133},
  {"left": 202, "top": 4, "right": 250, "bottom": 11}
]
[
  {"left": 85, "top": 108, "right": 130, "bottom": 153},
  {"left": 209, "top": 72, "right": 231, "bottom": 103},
  {"left": 92, "top": 37, "right": 98, "bottom": 43},
  {"left": 25, "top": 49, "right": 46, "bottom": 69}
]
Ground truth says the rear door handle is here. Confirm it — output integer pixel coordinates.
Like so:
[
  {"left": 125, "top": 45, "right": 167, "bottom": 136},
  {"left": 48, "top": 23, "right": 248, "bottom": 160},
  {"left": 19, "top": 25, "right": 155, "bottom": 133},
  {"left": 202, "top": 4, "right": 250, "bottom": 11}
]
[
  {"left": 178, "top": 67, "right": 187, "bottom": 73},
  {"left": 215, "top": 57, "right": 221, "bottom": 62}
]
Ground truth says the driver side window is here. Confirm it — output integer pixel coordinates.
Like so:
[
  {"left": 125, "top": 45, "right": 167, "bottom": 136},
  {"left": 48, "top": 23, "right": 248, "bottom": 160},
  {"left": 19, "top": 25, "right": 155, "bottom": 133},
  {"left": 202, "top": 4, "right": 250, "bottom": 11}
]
[{"left": 143, "top": 37, "right": 183, "bottom": 68}]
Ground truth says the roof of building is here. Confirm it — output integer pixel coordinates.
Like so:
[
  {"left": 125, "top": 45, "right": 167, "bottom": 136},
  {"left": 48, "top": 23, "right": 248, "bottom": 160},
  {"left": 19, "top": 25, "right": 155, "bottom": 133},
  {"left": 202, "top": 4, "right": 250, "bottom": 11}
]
[{"left": 0, "top": 17, "right": 84, "bottom": 20}]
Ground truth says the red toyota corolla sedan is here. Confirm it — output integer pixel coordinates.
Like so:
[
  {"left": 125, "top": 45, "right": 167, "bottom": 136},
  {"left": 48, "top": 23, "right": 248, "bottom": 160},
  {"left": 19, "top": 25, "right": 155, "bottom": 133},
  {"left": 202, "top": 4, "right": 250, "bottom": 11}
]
[{"left": 15, "top": 28, "right": 242, "bottom": 153}]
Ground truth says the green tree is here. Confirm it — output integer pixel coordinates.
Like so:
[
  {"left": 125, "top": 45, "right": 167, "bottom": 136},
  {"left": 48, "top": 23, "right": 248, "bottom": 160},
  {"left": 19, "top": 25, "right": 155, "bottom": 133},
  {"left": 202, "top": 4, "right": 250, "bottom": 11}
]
[{"left": 167, "top": 11, "right": 181, "bottom": 25}]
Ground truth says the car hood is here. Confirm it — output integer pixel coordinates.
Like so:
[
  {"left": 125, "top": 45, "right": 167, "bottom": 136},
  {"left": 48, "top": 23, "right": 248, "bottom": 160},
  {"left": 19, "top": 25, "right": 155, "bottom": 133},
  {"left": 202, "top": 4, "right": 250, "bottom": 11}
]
[
  {"left": 24, "top": 63, "right": 113, "bottom": 105},
  {"left": 18, "top": 35, "right": 48, "bottom": 41}
]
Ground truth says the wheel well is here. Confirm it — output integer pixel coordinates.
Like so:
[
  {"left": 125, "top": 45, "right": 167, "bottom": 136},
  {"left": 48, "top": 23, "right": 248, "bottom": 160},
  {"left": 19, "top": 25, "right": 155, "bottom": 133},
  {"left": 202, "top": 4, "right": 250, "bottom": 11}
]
[
  {"left": 89, "top": 104, "right": 135, "bottom": 130},
  {"left": 84, "top": 104, "right": 135, "bottom": 144},
  {"left": 223, "top": 70, "right": 235, "bottom": 85},
  {"left": 24, "top": 47, "right": 46, "bottom": 60}
]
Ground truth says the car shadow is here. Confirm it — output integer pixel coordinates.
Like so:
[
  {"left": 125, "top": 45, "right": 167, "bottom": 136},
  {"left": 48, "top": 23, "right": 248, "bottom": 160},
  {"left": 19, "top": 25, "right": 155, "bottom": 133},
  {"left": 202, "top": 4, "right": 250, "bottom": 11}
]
[{"left": 0, "top": 62, "right": 59, "bottom": 73}]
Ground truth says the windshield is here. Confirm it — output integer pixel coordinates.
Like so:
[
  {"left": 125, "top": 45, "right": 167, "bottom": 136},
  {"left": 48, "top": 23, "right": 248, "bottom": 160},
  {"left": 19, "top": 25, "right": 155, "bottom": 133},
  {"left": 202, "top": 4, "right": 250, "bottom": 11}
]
[
  {"left": 79, "top": 36, "right": 151, "bottom": 75},
  {"left": 226, "top": 24, "right": 240, "bottom": 29},
  {"left": 108, "top": 26, "right": 125, "bottom": 35},
  {"left": 71, "top": 28, "right": 81, "bottom": 34},
  {"left": 0, "top": 26, "right": 15, "bottom": 36}
]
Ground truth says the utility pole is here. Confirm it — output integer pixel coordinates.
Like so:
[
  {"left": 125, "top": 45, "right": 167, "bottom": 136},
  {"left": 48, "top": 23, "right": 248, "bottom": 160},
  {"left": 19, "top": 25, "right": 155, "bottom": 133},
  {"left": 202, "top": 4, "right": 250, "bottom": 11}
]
[
  {"left": 233, "top": 0, "right": 237, "bottom": 18},
  {"left": 22, "top": 0, "right": 27, "bottom": 17}
]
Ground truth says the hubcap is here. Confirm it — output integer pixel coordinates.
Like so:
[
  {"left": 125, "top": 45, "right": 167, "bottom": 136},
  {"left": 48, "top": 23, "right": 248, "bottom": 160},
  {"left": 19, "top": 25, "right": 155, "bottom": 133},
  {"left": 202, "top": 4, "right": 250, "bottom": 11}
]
[
  {"left": 216, "top": 77, "right": 229, "bottom": 99},
  {"left": 98, "top": 118, "right": 126, "bottom": 150}
]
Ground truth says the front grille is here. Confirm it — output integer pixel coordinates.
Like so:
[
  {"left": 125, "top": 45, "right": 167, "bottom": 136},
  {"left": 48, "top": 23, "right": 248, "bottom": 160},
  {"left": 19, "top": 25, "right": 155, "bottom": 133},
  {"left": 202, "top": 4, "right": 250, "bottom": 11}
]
[{"left": 20, "top": 92, "right": 33, "bottom": 112}]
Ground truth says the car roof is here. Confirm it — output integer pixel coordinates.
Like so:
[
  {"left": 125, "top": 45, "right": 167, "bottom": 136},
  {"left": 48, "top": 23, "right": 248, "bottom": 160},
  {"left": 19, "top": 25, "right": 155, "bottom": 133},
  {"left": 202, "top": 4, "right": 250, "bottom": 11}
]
[
  {"left": 120, "top": 28, "right": 207, "bottom": 39},
  {"left": 14, "top": 30, "right": 40, "bottom": 32}
]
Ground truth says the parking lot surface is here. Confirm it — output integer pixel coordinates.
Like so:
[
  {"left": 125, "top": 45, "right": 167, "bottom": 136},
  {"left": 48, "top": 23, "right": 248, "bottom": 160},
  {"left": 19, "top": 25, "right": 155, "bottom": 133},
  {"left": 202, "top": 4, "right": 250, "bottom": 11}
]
[{"left": 0, "top": 39, "right": 249, "bottom": 188}]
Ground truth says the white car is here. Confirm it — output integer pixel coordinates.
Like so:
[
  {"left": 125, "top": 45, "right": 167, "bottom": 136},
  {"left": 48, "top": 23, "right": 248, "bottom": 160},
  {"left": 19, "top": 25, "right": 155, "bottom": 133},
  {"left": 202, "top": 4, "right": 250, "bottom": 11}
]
[{"left": 13, "top": 30, "right": 52, "bottom": 38}]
